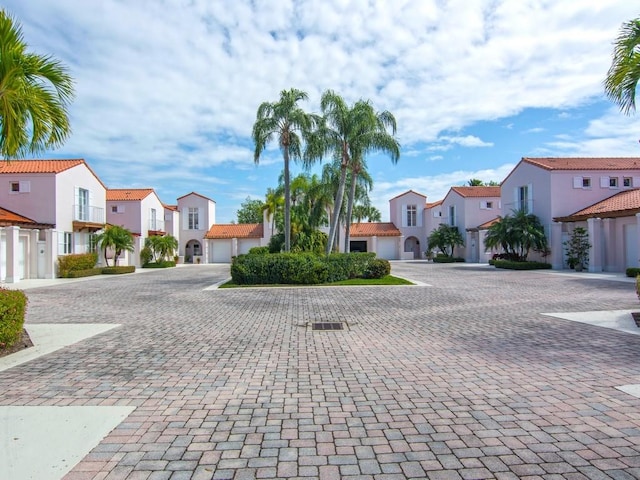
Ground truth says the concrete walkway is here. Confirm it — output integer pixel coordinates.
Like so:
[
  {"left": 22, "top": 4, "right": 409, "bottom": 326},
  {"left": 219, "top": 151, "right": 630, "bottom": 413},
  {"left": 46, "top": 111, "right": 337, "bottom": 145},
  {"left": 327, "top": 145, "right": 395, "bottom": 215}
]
[{"left": 1, "top": 262, "right": 640, "bottom": 479}]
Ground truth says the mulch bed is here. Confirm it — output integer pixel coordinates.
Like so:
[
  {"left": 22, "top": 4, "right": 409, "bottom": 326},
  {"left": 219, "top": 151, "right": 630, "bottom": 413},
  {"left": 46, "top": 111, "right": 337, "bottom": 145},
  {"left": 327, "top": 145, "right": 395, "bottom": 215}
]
[{"left": 0, "top": 329, "right": 33, "bottom": 358}]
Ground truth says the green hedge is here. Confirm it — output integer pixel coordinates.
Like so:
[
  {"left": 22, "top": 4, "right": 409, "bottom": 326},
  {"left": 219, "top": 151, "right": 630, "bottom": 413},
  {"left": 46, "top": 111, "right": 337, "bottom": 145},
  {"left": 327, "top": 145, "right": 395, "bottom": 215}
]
[
  {"left": 626, "top": 268, "right": 640, "bottom": 278},
  {"left": 102, "top": 266, "right": 136, "bottom": 274},
  {"left": 0, "top": 288, "right": 27, "bottom": 349},
  {"left": 143, "top": 261, "right": 176, "bottom": 268},
  {"left": 248, "top": 246, "right": 270, "bottom": 255},
  {"left": 230, "top": 252, "right": 382, "bottom": 285},
  {"left": 494, "top": 260, "right": 552, "bottom": 270},
  {"left": 58, "top": 253, "right": 98, "bottom": 278},
  {"left": 65, "top": 268, "right": 104, "bottom": 278},
  {"left": 433, "top": 256, "right": 465, "bottom": 263}
]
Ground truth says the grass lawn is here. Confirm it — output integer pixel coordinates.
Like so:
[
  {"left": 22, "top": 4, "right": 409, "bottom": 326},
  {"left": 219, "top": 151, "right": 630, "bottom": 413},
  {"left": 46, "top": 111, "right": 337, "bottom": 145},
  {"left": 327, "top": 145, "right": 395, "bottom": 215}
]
[{"left": 219, "top": 275, "right": 413, "bottom": 288}]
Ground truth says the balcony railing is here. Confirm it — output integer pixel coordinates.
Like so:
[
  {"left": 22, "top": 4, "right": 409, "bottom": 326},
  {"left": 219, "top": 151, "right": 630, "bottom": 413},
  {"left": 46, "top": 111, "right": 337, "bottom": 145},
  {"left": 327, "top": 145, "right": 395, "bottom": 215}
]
[
  {"left": 149, "top": 219, "right": 165, "bottom": 232},
  {"left": 73, "top": 204, "right": 105, "bottom": 224}
]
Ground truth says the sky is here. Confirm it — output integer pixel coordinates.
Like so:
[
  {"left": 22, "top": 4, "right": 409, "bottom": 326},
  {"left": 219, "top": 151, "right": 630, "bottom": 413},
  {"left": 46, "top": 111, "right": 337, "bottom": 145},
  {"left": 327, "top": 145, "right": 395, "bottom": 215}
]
[{"left": 5, "top": 0, "right": 640, "bottom": 223}]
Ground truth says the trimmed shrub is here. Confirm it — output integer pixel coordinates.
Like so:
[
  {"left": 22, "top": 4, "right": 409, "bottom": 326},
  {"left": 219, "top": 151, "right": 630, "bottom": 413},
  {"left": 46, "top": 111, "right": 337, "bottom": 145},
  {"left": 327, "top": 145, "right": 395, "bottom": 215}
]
[
  {"left": 324, "top": 252, "right": 376, "bottom": 282},
  {"left": 142, "top": 261, "right": 176, "bottom": 268},
  {"left": 65, "top": 268, "right": 103, "bottom": 278},
  {"left": 363, "top": 258, "right": 391, "bottom": 279},
  {"left": 433, "top": 256, "right": 465, "bottom": 263},
  {"left": 102, "top": 266, "right": 136, "bottom": 274},
  {"left": 248, "top": 246, "right": 270, "bottom": 255},
  {"left": 231, "top": 253, "right": 329, "bottom": 285},
  {"left": 626, "top": 267, "right": 640, "bottom": 278},
  {"left": 140, "top": 246, "right": 153, "bottom": 266},
  {"left": 58, "top": 253, "right": 98, "bottom": 278},
  {"left": 494, "top": 260, "right": 552, "bottom": 270},
  {"left": 0, "top": 288, "right": 27, "bottom": 349}
]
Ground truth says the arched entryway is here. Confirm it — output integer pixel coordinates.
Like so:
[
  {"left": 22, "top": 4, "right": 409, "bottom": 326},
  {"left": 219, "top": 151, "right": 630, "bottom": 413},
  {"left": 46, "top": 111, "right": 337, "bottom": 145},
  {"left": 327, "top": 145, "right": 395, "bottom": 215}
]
[
  {"left": 404, "top": 236, "right": 421, "bottom": 259},
  {"left": 185, "top": 239, "right": 202, "bottom": 263}
]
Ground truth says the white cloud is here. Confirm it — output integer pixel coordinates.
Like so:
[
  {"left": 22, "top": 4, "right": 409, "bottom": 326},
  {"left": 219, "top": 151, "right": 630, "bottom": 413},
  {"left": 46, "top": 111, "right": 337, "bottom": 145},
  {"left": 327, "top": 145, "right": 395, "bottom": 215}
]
[{"left": 439, "top": 135, "right": 494, "bottom": 148}]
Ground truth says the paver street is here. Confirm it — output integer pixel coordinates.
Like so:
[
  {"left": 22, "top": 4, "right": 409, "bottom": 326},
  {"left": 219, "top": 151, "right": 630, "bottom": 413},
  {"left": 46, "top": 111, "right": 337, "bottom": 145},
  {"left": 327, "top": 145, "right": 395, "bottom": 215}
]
[{"left": 2, "top": 262, "right": 640, "bottom": 479}]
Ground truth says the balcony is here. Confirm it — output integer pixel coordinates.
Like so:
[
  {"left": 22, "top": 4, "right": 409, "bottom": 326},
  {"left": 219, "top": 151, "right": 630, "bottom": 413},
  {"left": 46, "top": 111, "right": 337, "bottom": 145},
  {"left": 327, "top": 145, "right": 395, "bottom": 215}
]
[
  {"left": 73, "top": 204, "right": 105, "bottom": 231},
  {"left": 148, "top": 218, "right": 166, "bottom": 235}
]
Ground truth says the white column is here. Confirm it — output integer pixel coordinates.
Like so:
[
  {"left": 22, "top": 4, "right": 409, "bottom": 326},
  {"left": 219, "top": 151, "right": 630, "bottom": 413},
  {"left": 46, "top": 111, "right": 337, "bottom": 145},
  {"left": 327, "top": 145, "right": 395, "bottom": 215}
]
[
  {"left": 602, "top": 218, "right": 614, "bottom": 271},
  {"left": 45, "top": 230, "right": 57, "bottom": 278},
  {"left": 232, "top": 238, "right": 238, "bottom": 259},
  {"left": 587, "top": 217, "right": 602, "bottom": 272},
  {"left": 5, "top": 226, "right": 20, "bottom": 283},
  {"left": 551, "top": 222, "right": 564, "bottom": 270},
  {"left": 398, "top": 235, "right": 404, "bottom": 260},
  {"left": 371, "top": 236, "right": 378, "bottom": 257},
  {"left": 0, "top": 227, "right": 4, "bottom": 282},
  {"left": 29, "top": 229, "right": 39, "bottom": 279}
]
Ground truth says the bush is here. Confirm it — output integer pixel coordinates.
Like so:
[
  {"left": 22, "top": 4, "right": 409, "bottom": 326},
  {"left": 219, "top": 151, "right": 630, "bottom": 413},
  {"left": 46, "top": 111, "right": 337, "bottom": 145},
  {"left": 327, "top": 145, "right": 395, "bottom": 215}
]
[
  {"left": 494, "top": 260, "right": 552, "bottom": 270},
  {"left": 65, "top": 268, "right": 103, "bottom": 278},
  {"left": 102, "top": 266, "right": 136, "bottom": 274},
  {"left": 363, "top": 258, "right": 391, "bottom": 279},
  {"left": 248, "top": 246, "right": 270, "bottom": 255},
  {"left": 58, "top": 253, "right": 98, "bottom": 278},
  {"left": 433, "top": 256, "right": 465, "bottom": 263},
  {"left": 231, "top": 253, "right": 329, "bottom": 285},
  {"left": 142, "top": 261, "right": 176, "bottom": 268},
  {"left": 324, "top": 253, "right": 376, "bottom": 282},
  {"left": 626, "top": 268, "right": 640, "bottom": 278},
  {"left": 140, "top": 246, "right": 153, "bottom": 266},
  {"left": 0, "top": 289, "right": 27, "bottom": 349}
]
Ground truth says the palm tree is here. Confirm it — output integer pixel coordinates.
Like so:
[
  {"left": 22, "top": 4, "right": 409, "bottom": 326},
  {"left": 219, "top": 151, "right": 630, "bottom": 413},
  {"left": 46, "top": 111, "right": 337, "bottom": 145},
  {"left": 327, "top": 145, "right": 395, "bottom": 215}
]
[
  {"left": 352, "top": 203, "right": 381, "bottom": 223},
  {"left": 467, "top": 178, "right": 484, "bottom": 186},
  {"left": 604, "top": 17, "right": 640, "bottom": 114},
  {"left": 252, "top": 88, "right": 316, "bottom": 252},
  {"left": 0, "top": 9, "right": 74, "bottom": 159},
  {"left": 263, "top": 187, "right": 283, "bottom": 235},
  {"left": 307, "top": 91, "right": 399, "bottom": 254},
  {"left": 96, "top": 225, "right": 135, "bottom": 266},
  {"left": 156, "top": 235, "right": 178, "bottom": 261}
]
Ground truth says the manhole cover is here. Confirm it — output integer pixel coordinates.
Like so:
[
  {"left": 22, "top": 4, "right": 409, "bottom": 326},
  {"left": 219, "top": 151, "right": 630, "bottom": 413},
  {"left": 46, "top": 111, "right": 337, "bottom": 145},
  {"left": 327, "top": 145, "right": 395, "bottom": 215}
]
[{"left": 312, "top": 322, "right": 344, "bottom": 331}]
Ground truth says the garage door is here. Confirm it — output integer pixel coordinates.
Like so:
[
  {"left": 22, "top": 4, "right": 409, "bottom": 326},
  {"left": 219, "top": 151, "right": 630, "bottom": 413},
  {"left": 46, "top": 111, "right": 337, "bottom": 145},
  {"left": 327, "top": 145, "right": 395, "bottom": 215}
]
[
  {"left": 211, "top": 240, "right": 232, "bottom": 263},
  {"left": 377, "top": 238, "right": 398, "bottom": 260}
]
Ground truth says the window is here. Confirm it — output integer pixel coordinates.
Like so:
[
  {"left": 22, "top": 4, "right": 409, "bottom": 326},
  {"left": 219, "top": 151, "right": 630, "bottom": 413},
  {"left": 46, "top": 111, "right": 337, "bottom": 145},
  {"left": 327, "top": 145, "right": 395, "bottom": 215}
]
[
  {"left": 518, "top": 185, "right": 529, "bottom": 213},
  {"left": 9, "top": 180, "right": 30, "bottom": 193},
  {"left": 188, "top": 207, "right": 199, "bottom": 230},
  {"left": 406, "top": 205, "right": 417, "bottom": 227},
  {"left": 89, "top": 233, "right": 99, "bottom": 253},
  {"left": 624, "top": 177, "right": 632, "bottom": 187},
  {"left": 111, "top": 205, "right": 118, "bottom": 213},
  {"left": 10, "top": 182, "right": 19, "bottom": 192},
  {"left": 609, "top": 177, "right": 618, "bottom": 188},
  {"left": 449, "top": 205, "right": 456, "bottom": 226},
  {"left": 480, "top": 201, "right": 493, "bottom": 210},
  {"left": 582, "top": 177, "right": 591, "bottom": 188},
  {"left": 76, "top": 188, "right": 90, "bottom": 221},
  {"left": 58, "top": 232, "right": 72, "bottom": 255},
  {"left": 150, "top": 208, "right": 157, "bottom": 230}
]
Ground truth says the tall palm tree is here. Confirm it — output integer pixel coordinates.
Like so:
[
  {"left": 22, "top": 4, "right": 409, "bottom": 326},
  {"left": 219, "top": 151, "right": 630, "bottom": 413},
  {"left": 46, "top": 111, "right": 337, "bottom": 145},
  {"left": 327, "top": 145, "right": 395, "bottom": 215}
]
[
  {"left": 343, "top": 103, "right": 398, "bottom": 252},
  {"left": 0, "top": 9, "right": 74, "bottom": 159},
  {"left": 96, "top": 225, "right": 135, "bottom": 266},
  {"left": 307, "top": 91, "right": 400, "bottom": 254},
  {"left": 604, "top": 17, "right": 640, "bottom": 114},
  {"left": 252, "top": 88, "right": 316, "bottom": 252}
]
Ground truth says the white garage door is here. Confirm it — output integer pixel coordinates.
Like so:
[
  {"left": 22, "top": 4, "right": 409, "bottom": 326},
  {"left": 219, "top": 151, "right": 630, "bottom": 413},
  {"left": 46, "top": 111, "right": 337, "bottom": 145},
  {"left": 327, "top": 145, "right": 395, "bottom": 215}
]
[
  {"left": 211, "top": 240, "right": 232, "bottom": 263},
  {"left": 377, "top": 238, "right": 398, "bottom": 260}
]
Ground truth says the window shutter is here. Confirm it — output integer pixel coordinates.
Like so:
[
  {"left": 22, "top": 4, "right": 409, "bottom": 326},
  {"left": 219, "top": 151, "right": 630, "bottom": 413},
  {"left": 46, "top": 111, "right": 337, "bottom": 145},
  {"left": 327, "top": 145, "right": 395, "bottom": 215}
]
[
  {"left": 198, "top": 207, "right": 204, "bottom": 230},
  {"left": 19, "top": 181, "right": 30, "bottom": 193},
  {"left": 432, "top": 209, "right": 439, "bottom": 218},
  {"left": 527, "top": 183, "right": 533, "bottom": 213},
  {"left": 573, "top": 177, "right": 582, "bottom": 189},
  {"left": 498, "top": 200, "right": 502, "bottom": 209},
  {"left": 416, "top": 208, "right": 422, "bottom": 227},
  {"left": 401, "top": 205, "right": 407, "bottom": 227},
  {"left": 514, "top": 187, "right": 519, "bottom": 207},
  {"left": 633, "top": 177, "right": 640, "bottom": 188},
  {"left": 600, "top": 176, "right": 609, "bottom": 188},
  {"left": 182, "top": 208, "right": 188, "bottom": 229},
  {"left": 480, "top": 201, "right": 487, "bottom": 209}
]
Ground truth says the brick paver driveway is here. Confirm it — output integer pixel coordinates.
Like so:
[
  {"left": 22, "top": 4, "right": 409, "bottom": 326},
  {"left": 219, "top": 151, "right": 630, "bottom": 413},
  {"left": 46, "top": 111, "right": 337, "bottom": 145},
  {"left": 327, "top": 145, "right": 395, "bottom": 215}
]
[{"left": 2, "top": 262, "right": 640, "bottom": 479}]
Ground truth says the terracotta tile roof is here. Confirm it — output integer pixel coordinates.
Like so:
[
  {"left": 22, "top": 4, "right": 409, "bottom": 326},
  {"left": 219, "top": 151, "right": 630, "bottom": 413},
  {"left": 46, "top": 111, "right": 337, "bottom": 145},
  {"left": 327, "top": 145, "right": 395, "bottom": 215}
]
[
  {"left": 107, "top": 188, "right": 154, "bottom": 201},
  {"left": 205, "top": 223, "right": 263, "bottom": 239},
  {"left": 450, "top": 186, "right": 501, "bottom": 198},
  {"left": 426, "top": 200, "right": 443, "bottom": 208},
  {"left": 388, "top": 190, "right": 427, "bottom": 201},
  {"left": 476, "top": 217, "right": 501, "bottom": 230},
  {"left": 164, "top": 204, "right": 178, "bottom": 211},
  {"left": 0, "top": 158, "right": 107, "bottom": 189},
  {"left": 554, "top": 189, "right": 640, "bottom": 222},
  {"left": 177, "top": 191, "right": 215, "bottom": 202},
  {"left": 523, "top": 157, "right": 640, "bottom": 171},
  {"left": 349, "top": 222, "right": 401, "bottom": 237},
  {"left": 0, "top": 206, "right": 52, "bottom": 228}
]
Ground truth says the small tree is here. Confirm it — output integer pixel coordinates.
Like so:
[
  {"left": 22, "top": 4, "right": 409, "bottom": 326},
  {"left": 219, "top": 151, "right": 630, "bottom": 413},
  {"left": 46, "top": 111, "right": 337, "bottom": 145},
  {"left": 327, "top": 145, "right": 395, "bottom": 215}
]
[
  {"left": 237, "top": 197, "right": 265, "bottom": 224},
  {"left": 96, "top": 225, "right": 134, "bottom": 266},
  {"left": 427, "top": 224, "right": 464, "bottom": 257},
  {"left": 564, "top": 226, "right": 591, "bottom": 270}
]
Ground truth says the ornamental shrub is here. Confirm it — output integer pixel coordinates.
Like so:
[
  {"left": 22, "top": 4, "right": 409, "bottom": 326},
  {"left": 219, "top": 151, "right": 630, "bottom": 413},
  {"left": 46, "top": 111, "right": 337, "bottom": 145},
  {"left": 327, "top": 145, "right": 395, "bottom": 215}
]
[
  {"left": 102, "top": 266, "right": 136, "bottom": 274},
  {"left": 142, "top": 261, "right": 176, "bottom": 268},
  {"left": 324, "top": 252, "right": 376, "bottom": 282},
  {"left": 66, "top": 268, "right": 103, "bottom": 278},
  {"left": 493, "top": 260, "right": 552, "bottom": 270},
  {"left": 363, "top": 258, "right": 391, "bottom": 279},
  {"left": 248, "top": 246, "right": 270, "bottom": 255},
  {"left": 433, "top": 256, "right": 465, "bottom": 263},
  {"left": 626, "top": 267, "right": 640, "bottom": 278},
  {"left": 58, "top": 253, "right": 98, "bottom": 277},
  {"left": 0, "top": 288, "right": 27, "bottom": 349},
  {"left": 140, "top": 246, "right": 153, "bottom": 266},
  {"left": 231, "top": 253, "right": 329, "bottom": 285}
]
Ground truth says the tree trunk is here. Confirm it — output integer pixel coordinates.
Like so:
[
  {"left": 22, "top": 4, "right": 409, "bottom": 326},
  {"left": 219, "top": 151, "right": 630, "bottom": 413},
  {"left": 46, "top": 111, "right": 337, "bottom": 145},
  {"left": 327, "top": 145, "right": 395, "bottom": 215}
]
[
  {"left": 343, "top": 170, "right": 358, "bottom": 253},
  {"left": 325, "top": 161, "right": 348, "bottom": 255},
  {"left": 283, "top": 148, "right": 291, "bottom": 252}
]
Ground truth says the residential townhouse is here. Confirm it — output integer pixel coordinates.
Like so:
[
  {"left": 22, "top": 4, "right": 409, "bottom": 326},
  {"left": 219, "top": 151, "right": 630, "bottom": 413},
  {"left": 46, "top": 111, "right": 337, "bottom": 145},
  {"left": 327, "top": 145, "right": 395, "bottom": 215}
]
[
  {"left": 0, "top": 159, "right": 106, "bottom": 281},
  {"left": 388, "top": 190, "right": 428, "bottom": 259},
  {"left": 176, "top": 192, "right": 216, "bottom": 263}
]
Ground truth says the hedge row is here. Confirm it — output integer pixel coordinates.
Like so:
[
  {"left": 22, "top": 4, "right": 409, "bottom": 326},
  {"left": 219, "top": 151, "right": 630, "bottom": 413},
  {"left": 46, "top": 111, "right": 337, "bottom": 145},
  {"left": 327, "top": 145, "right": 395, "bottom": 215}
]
[
  {"left": 58, "top": 253, "right": 98, "bottom": 278},
  {"left": 626, "top": 267, "right": 640, "bottom": 278},
  {"left": 143, "top": 261, "right": 176, "bottom": 268},
  {"left": 102, "top": 266, "right": 136, "bottom": 274},
  {"left": 433, "top": 256, "right": 465, "bottom": 263},
  {"left": 0, "top": 288, "right": 28, "bottom": 349},
  {"left": 494, "top": 260, "right": 552, "bottom": 270},
  {"left": 65, "top": 268, "right": 104, "bottom": 278},
  {"left": 230, "top": 252, "right": 389, "bottom": 285}
]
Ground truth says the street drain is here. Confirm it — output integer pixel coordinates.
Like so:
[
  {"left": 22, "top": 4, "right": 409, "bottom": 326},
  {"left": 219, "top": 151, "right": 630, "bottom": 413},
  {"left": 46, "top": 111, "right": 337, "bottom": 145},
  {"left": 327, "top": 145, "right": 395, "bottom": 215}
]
[{"left": 312, "top": 322, "right": 344, "bottom": 331}]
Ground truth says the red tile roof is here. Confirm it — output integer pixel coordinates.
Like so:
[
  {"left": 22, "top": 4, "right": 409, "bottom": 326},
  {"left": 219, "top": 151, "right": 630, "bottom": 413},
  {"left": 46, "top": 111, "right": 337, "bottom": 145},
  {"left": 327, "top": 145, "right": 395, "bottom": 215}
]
[
  {"left": 523, "top": 157, "right": 640, "bottom": 171},
  {"left": 388, "top": 190, "right": 427, "bottom": 201},
  {"left": 554, "top": 189, "right": 640, "bottom": 222},
  {"left": 0, "top": 159, "right": 107, "bottom": 189},
  {"left": 107, "top": 188, "right": 155, "bottom": 201},
  {"left": 349, "top": 222, "right": 401, "bottom": 237},
  {"left": 0, "top": 206, "right": 52, "bottom": 228},
  {"left": 426, "top": 200, "right": 443, "bottom": 208},
  {"left": 205, "top": 223, "right": 263, "bottom": 239},
  {"left": 450, "top": 186, "right": 501, "bottom": 198},
  {"left": 164, "top": 204, "right": 178, "bottom": 211},
  {"left": 476, "top": 217, "right": 501, "bottom": 230}
]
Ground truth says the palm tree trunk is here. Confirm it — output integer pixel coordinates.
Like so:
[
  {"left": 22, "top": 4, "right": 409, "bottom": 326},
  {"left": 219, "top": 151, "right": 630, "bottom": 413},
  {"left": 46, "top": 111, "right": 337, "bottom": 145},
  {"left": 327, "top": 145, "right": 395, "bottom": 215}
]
[
  {"left": 283, "top": 148, "right": 291, "bottom": 252},
  {"left": 343, "top": 170, "right": 358, "bottom": 253},
  {"left": 326, "top": 163, "right": 348, "bottom": 255}
]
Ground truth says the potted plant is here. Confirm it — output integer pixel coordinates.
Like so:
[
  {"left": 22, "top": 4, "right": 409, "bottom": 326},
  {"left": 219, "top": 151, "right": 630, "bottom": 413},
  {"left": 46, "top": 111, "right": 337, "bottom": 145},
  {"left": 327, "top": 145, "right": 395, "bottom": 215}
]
[{"left": 564, "top": 227, "right": 591, "bottom": 272}]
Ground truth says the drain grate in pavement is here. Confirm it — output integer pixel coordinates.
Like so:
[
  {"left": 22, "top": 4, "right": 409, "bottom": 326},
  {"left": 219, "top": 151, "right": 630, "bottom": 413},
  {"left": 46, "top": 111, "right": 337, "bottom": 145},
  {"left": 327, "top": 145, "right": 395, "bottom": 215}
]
[{"left": 312, "top": 322, "right": 344, "bottom": 331}]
